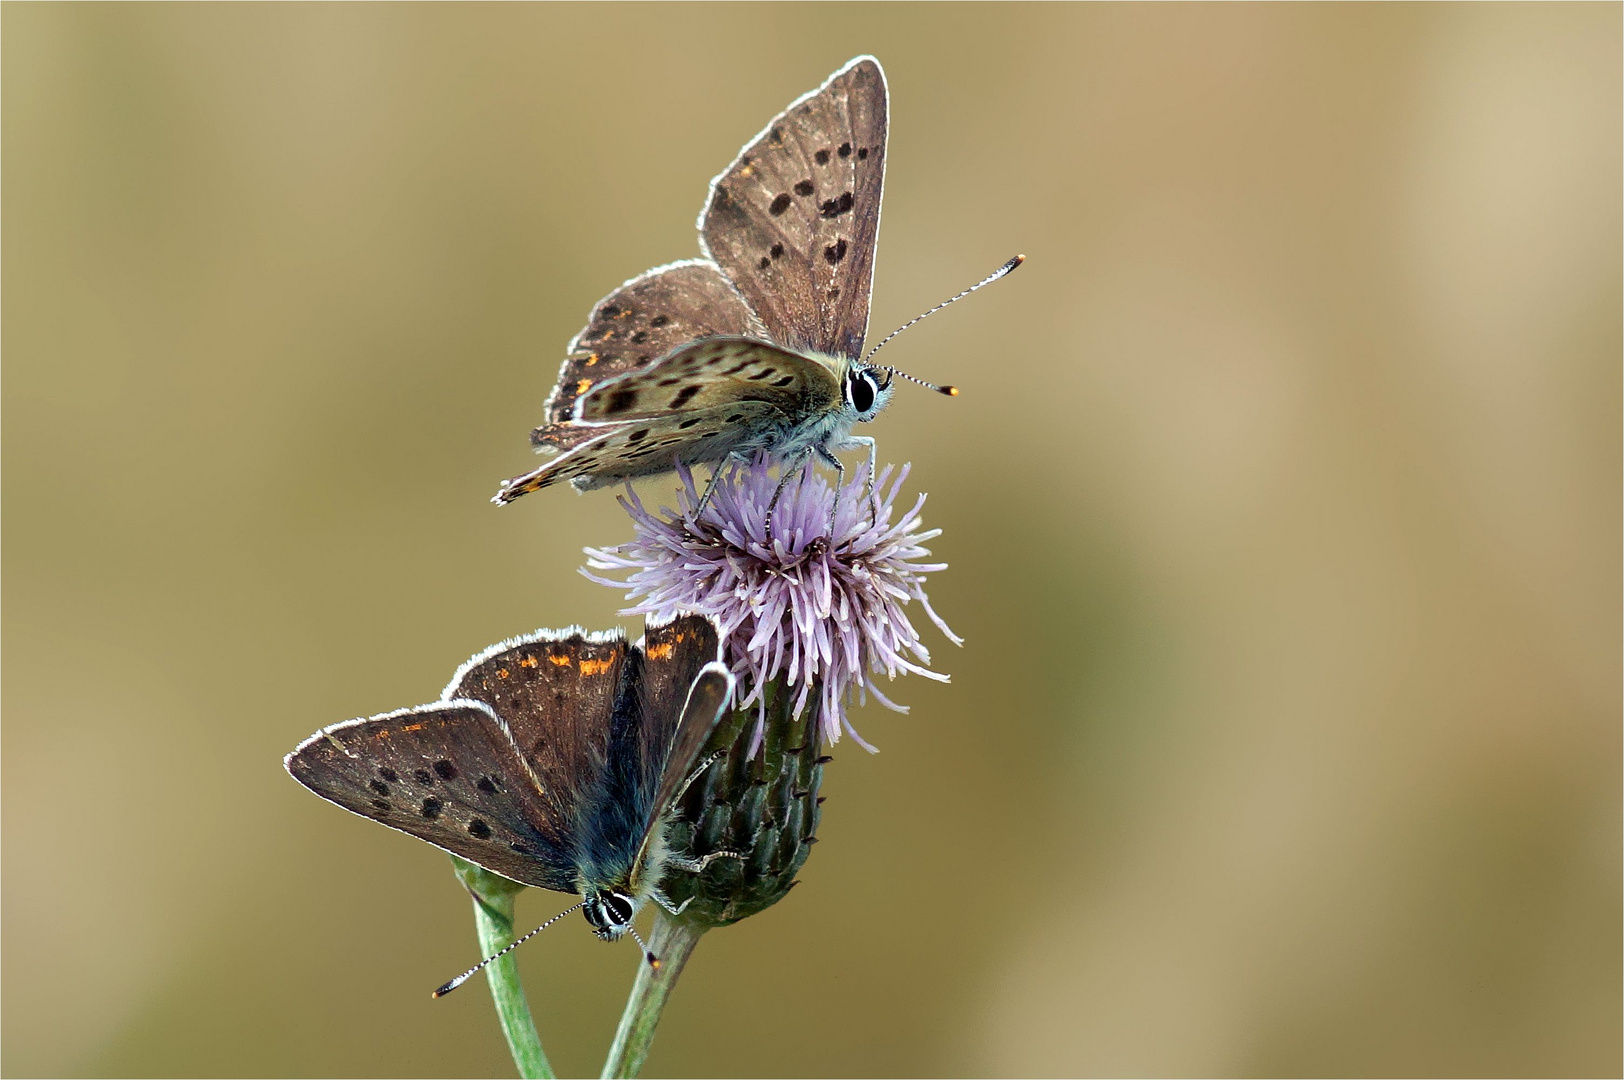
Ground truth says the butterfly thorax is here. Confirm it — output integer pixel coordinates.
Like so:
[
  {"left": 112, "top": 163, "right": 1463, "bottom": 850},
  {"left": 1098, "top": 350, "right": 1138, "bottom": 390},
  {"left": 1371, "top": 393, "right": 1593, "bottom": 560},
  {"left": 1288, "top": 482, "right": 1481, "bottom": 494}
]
[{"left": 574, "top": 799, "right": 676, "bottom": 939}]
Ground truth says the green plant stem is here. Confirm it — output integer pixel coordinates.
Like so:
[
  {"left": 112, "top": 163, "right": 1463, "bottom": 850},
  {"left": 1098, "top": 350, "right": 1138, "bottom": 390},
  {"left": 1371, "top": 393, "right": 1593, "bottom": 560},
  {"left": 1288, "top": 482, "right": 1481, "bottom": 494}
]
[
  {"left": 601, "top": 912, "right": 707, "bottom": 1079},
  {"left": 451, "top": 857, "right": 554, "bottom": 1079}
]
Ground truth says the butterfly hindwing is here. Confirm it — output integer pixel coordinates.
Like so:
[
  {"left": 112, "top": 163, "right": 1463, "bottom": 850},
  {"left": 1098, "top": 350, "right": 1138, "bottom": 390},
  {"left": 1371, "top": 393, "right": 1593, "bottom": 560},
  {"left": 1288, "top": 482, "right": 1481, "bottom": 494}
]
[
  {"left": 499, "top": 400, "right": 787, "bottom": 497},
  {"left": 537, "top": 259, "right": 762, "bottom": 443},
  {"left": 574, "top": 338, "right": 842, "bottom": 424},
  {"left": 285, "top": 701, "right": 577, "bottom": 891},
  {"left": 700, "top": 56, "right": 887, "bottom": 361},
  {"left": 634, "top": 614, "right": 724, "bottom": 802}
]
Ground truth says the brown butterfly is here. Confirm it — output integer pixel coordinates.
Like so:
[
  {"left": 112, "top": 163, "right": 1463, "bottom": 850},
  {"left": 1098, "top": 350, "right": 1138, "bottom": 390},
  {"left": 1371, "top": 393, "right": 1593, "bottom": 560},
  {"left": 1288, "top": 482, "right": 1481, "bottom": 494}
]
[{"left": 494, "top": 57, "right": 1018, "bottom": 512}]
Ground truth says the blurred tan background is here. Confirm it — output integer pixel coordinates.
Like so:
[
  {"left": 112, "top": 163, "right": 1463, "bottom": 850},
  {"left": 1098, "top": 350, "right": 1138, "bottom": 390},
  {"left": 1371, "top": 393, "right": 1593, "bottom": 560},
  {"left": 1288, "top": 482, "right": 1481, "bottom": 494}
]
[{"left": 4, "top": 4, "right": 1618, "bottom": 1077}]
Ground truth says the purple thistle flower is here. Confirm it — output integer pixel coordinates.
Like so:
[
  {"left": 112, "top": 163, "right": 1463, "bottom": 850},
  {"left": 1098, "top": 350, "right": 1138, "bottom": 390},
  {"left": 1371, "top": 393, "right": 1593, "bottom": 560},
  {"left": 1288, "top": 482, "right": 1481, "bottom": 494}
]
[{"left": 582, "top": 455, "right": 960, "bottom": 749}]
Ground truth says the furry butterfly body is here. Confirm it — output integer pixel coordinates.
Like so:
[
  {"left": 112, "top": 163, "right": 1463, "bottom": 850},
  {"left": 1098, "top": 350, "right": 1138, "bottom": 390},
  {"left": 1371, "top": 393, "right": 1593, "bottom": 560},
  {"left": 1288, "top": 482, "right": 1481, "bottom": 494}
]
[{"left": 495, "top": 57, "right": 895, "bottom": 505}]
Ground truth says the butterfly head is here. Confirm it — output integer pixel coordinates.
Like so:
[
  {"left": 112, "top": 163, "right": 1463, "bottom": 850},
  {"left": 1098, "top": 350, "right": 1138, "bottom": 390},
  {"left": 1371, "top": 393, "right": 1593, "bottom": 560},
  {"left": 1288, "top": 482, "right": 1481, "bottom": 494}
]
[
  {"left": 582, "top": 888, "right": 640, "bottom": 941},
  {"left": 845, "top": 365, "right": 894, "bottom": 423}
]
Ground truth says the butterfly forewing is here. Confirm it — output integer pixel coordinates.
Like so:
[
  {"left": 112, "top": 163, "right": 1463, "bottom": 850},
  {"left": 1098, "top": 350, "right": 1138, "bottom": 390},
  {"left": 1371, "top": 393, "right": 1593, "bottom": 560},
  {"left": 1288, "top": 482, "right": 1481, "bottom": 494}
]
[
  {"left": 442, "top": 629, "right": 628, "bottom": 823},
  {"left": 575, "top": 338, "right": 841, "bottom": 424},
  {"left": 537, "top": 260, "right": 763, "bottom": 443},
  {"left": 285, "top": 702, "right": 577, "bottom": 891},
  {"left": 700, "top": 56, "right": 887, "bottom": 361}
]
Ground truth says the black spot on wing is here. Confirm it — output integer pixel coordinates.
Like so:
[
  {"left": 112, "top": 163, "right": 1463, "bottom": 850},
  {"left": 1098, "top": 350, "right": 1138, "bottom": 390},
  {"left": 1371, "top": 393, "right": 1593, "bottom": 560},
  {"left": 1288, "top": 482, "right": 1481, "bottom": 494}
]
[
  {"left": 413, "top": 769, "right": 433, "bottom": 785},
  {"left": 773, "top": 375, "right": 795, "bottom": 387},
  {"left": 626, "top": 429, "right": 649, "bottom": 443},
  {"left": 794, "top": 179, "right": 814, "bottom": 196},
  {"left": 858, "top": 146, "right": 869, "bottom": 160},
  {"left": 759, "top": 256, "right": 770, "bottom": 270},
  {"left": 433, "top": 760, "right": 457, "bottom": 781},
  {"left": 815, "top": 148, "right": 830, "bottom": 165},
  {"left": 769, "top": 193, "right": 792, "bottom": 216},
  {"left": 839, "top": 142, "right": 851, "bottom": 158},
  {"left": 378, "top": 767, "right": 399, "bottom": 783},
  {"left": 670, "top": 385, "right": 701, "bottom": 409},
  {"left": 770, "top": 243, "right": 784, "bottom": 260},
  {"left": 824, "top": 238, "right": 848, "bottom": 264},
  {"left": 605, "top": 387, "right": 639, "bottom": 415},
  {"left": 477, "top": 776, "right": 500, "bottom": 794},
  {"left": 819, "top": 192, "right": 854, "bottom": 219},
  {"left": 370, "top": 780, "right": 390, "bottom": 796},
  {"left": 421, "top": 797, "right": 443, "bottom": 819},
  {"left": 651, "top": 314, "right": 669, "bottom": 327},
  {"left": 469, "top": 818, "right": 492, "bottom": 839}
]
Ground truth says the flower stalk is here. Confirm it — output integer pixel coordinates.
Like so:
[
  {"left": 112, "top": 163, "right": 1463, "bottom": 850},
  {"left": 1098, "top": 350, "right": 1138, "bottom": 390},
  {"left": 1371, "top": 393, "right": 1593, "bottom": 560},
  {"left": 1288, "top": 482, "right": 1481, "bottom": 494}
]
[
  {"left": 600, "top": 913, "right": 706, "bottom": 1079},
  {"left": 451, "top": 857, "right": 553, "bottom": 1079},
  {"left": 601, "top": 675, "right": 825, "bottom": 1075}
]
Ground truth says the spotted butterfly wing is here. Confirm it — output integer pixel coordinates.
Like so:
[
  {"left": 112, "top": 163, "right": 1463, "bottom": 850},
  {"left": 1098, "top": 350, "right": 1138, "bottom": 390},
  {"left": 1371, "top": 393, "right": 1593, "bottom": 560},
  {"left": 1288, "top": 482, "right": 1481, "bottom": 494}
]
[
  {"left": 495, "top": 399, "right": 785, "bottom": 499},
  {"left": 700, "top": 56, "right": 887, "bottom": 361},
  {"left": 285, "top": 700, "right": 579, "bottom": 890},
  {"left": 285, "top": 615, "right": 728, "bottom": 894},
  {"left": 534, "top": 260, "right": 762, "bottom": 448},
  {"left": 574, "top": 338, "right": 840, "bottom": 424}
]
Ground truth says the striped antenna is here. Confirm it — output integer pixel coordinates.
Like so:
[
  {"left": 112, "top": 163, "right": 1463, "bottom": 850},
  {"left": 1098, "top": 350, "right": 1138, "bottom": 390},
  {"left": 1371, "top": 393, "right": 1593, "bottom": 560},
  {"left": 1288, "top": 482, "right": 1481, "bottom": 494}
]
[
  {"left": 432, "top": 900, "right": 586, "bottom": 998},
  {"left": 861, "top": 253, "right": 1025, "bottom": 368},
  {"left": 626, "top": 924, "right": 660, "bottom": 970}
]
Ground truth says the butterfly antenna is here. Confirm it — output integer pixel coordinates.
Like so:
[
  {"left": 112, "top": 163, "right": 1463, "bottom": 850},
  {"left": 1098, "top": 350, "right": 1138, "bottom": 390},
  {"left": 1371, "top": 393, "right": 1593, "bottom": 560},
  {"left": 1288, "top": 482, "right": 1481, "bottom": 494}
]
[
  {"left": 626, "top": 924, "right": 661, "bottom": 970},
  {"left": 431, "top": 900, "right": 586, "bottom": 998},
  {"left": 861, "top": 253, "right": 1025, "bottom": 374}
]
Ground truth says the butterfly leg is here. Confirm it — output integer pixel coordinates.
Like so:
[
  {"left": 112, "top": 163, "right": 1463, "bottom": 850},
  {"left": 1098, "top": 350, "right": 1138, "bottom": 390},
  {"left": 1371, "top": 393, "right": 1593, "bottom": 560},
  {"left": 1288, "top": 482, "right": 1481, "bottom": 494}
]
[
  {"left": 691, "top": 463, "right": 729, "bottom": 523},
  {"left": 671, "top": 749, "right": 727, "bottom": 806},
  {"left": 814, "top": 445, "right": 846, "bottom": 536},
  {"left": 764, "top": 449, "right": 815, "bottom": 532},
  {"left": 650, "top": 889, "right": 694, "bottom": 917},
  {"left": 665, "top": 850, "right": 742, "bottom": 874},
  {"left": 848, "top": 436, "right": 880, "bottom": 521}
]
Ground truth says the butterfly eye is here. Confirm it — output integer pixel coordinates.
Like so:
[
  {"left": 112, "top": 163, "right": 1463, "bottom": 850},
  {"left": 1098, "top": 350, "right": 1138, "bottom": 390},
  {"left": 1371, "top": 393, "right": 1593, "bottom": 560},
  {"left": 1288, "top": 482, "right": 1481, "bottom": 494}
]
[
  {"left": 849, "top": 371, "right": 878, "bottom": 414},
  {"left": 603, "top": 892, "right": 635, "bottom": 926}
]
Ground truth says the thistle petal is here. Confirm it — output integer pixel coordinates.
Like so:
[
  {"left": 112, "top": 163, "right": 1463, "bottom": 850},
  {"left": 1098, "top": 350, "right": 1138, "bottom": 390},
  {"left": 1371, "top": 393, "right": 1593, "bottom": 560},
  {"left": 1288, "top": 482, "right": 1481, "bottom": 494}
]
[{"left": 584, "top": 455, "right": 956, "bottom": 746}]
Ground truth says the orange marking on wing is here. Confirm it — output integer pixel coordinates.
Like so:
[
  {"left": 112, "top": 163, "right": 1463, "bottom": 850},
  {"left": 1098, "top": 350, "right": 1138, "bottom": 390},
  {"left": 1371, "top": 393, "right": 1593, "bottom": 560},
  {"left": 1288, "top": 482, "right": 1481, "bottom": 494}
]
[
  {"left": 548, "top": 654, "right": 572, "bottom": 668},
  {"left": 519, "top": 655, "right": 539, "bottom": 669},
  {"left": 577, "top": 378, "right": 593, "bottom": 395},
  {"left": 579, "top": 658, "right": 614, "bottom": 676},
  {"left": 496, "top": 668, "right": 511, "bottom": 679},
  {"left": 585, "top": 353, "right": 600, "bottom": 366},
  {"left": 401, "top": 723, "right": 424, "bottom": 733},
  {"left": 646, "top": 642, "right": 674, "bottom": 661}
]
